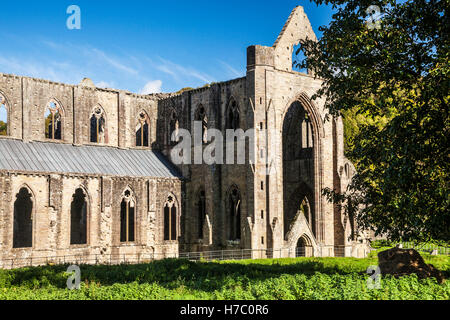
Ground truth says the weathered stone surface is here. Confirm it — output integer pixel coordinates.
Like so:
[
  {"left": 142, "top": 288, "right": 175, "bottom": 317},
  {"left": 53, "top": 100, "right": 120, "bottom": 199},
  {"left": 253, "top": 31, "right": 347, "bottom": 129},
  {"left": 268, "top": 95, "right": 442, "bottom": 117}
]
[{"left": 378, "top": 248, "right": 445, "bottom": 283}]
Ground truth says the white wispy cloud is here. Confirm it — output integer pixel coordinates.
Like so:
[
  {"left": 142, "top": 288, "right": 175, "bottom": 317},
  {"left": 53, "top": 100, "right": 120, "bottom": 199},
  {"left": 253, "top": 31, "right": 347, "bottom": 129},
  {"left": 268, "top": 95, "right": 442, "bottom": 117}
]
[
  {"left": 40, "top": 41, "right": 140, "bottom": 78},
  {"left": 218, "top": 60, "right": 244, "bottom": 78},
  {"left": 0, "top": 55, "right": 83, "bottom": 84},
  {"left": 91, "top": 48, "right": 138, "bottom": 75},
  {"left": 155, "top": 57, "right": 214, "bottom": 84},
  {"left": 1, "top": 36, "right": 220, "bottom": 94},
  {"left": 140, "top": 80, "right": 163, "bottom": 94}
]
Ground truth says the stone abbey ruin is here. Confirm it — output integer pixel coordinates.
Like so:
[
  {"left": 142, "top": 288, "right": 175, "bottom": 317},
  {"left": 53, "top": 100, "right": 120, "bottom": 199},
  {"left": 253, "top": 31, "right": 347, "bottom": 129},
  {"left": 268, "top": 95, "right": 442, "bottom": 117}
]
[{"left": 0, "top": 6, "right": 369, "bottom": 268}]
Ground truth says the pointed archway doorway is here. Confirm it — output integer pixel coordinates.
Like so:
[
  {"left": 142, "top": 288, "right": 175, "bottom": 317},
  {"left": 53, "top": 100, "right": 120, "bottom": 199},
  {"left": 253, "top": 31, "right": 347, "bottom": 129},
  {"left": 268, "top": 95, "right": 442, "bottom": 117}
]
[{"left": 296, "top": 235, "right": 313, "bottom": 257}]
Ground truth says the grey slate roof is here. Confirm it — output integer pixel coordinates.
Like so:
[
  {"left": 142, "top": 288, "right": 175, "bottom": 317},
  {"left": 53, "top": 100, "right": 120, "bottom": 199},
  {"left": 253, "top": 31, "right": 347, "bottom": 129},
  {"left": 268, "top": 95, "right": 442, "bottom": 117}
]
[{"left": 0, "top": 139, "right": 181, "bottom": 179}]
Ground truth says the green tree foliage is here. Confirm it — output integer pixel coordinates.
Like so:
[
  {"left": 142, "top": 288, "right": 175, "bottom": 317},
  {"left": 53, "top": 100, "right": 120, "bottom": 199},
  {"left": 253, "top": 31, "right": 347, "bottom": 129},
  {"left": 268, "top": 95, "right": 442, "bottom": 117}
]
[
  {"left": 0, "top": 121, "right": 6, "bottom": 136},
  {"left": 296, "top": 0, "right": 449, "bottom": 241},
  {"left": 45, "top": 113, "right": 52, "bottom": 139},
  {"left": 175, "top": 87, "right": 195, "bottom": 95},
  {"left": 0, "top": 104, "right": 7, "bottom": 135},
  {"left": 341, "top": 107, "right": 391, "bottom": 153}
]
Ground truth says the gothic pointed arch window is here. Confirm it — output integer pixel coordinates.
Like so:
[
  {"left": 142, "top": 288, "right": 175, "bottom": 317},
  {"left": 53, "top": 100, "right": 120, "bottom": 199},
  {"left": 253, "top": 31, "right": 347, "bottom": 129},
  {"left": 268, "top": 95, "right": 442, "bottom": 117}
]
[
  {"left": 195, "top": 105, "right": 208, "bottom": 144},
  {"left": 70, "top": 188, "right": 88, "bottom": 245},
  {"left": 168, "top": 110, "right": 179, "bottom": 146},
  {"left": 228, "top": 186, "right": 241, "bottom": 241},
  {"left": 120, "top": 188, "right": 135, "bottom": 243},
  {"left": 164, "top": 195, "right": 178, "bottom": 241},
  {"left": 90, "top": 106, "right": 107, "bottom": 143},
  {"left": 13, "top": 187, "right": 34, "bottom": 248},
  {"left": 136, "top": 111, "right": 150, "bottom": 147},
  {"left": 283, "top": 100, "right": 316, "bottom": 239},
  {"left": 226, "top": 99, "right": 240, "bottom": 130},
  {"left": 0, "top": 93, "right": 8, "bottom": 136},
  {"left": 45, "top": 100, "right": 63, "bottom": 140},
  {"left": 196, "top": 189, "right": 206, "bottom": 239}
]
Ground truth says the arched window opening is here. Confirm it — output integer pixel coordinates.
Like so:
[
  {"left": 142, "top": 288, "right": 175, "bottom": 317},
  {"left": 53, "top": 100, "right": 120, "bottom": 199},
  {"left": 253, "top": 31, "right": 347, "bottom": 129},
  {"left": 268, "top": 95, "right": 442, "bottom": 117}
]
[
  {"left": 70, "top": 188, "right": 88, "bottom": 245},
  {"left": 283, "top": 100, "right": 315, "bottom": 239},
  {"left": 228, "top": 187, "right": 241, "bottom": 241},
  {"left": 164, "top": 196, "right": 178, "bottom": 241},
  {"left": 195, "top": 105, "right": 208, "bottom": 144},
  {"left": 136, "top": 111, "right": 150, "bottom": 147},
  {"left": 226, "top": 100, "right": 240, "bottom": 130},
  {"left": 13, "top": 187, "right": 33, "bottom": 248},
  {"left": 292, "top": 44, "right": 308, "bottom": 74},
  {"left": 90, "top": 106, "right": 106, "bottom": 143},
  {"left": 197, "top": 190, "right": 206, "bottom": 239},
  {"left": 0, "top": 94, "right": 8, "bottom": 136},
  {"left": 120, "top": 189, "right": 135, "bottom": 243},
  {"left": 169, "top": 111, "right": 179, "bottom": 146},
  {"left": 45, "top": 101, "right": 62, "bottom": 140}
]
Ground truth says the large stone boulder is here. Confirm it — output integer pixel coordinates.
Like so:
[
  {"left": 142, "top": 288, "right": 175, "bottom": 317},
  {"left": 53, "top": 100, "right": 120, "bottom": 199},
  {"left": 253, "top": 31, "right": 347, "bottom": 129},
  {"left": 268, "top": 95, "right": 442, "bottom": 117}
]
[{"left": 378, "top": 247, "right": 445, "bottom": 284}]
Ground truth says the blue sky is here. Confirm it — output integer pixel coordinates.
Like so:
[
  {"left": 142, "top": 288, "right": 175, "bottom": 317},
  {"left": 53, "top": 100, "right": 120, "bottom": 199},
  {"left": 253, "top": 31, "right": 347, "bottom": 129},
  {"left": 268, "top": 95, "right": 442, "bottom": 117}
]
[{"left": 0, "top": 0, "right": 334, "bottom": 94}]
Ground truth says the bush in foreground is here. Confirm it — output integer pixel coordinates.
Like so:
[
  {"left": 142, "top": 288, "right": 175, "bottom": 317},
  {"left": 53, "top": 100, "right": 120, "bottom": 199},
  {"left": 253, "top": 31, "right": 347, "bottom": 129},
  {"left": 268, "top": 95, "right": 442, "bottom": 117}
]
[{"left": 0, "top": 256, "right": 448, "bottom": 300}]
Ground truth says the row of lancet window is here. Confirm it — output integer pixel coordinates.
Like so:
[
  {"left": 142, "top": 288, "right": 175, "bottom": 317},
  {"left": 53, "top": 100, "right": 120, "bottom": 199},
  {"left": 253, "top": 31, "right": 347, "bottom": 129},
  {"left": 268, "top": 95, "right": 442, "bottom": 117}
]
[
  {"left": 168, "top": 99, "right": 240, "bottom": 146},
  {"left": 196, "top": 186, "right": 241, "bottom": 241},
  {"left": 12, "top": 185, "right": 178, "bottom": 248},
  {"left": 0, "top": 93, "right": 151, "bottom": 147}
]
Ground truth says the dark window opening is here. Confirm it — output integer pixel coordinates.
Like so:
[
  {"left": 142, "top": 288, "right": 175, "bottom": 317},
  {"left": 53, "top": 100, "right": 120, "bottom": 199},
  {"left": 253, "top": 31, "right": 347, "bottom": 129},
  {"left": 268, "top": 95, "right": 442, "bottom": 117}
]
[
  {"left": 171, "top": 206, "right": 177, "bottom": 241},
  {"left": 90, "top": 107, "right": 106, "bottom": 143},
  {"left": 169, "top": 111, "right": 179, "bottom": 146},
  {"left": 164, "top": 205, "right": 170, "bottom": 240},
  {"left": 136, "top": 112, "right": 150, "bottom": 147},
  {"left": 164, "top": 196, "right": 177, "bottom": 241},
  {"left": 226, "top": 100, "right": 240, "bottom": 130},
  {"left": 120, "top": 190, "right": 135, "bottom": 243},
  {"left": 70, "top": 188, "right": 88, "bottom": 245},
  {"left": 228, "top": 187, "right": 241, "bottom": 241},
  {"left": 197, "top": 190, "right": 206, "bottom": 239},
  {"left": 13, "top": 188, "right": 33, "bottom": 248},
  {"left": 195, "top": 105, "right": 208, "bottom": 143}
]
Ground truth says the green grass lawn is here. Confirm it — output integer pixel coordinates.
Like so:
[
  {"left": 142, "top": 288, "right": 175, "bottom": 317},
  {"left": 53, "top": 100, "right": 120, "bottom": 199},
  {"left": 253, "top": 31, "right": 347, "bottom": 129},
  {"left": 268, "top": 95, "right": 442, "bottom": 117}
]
[{"left": 0, "top": 254, "right": 448, "bottom": 300}]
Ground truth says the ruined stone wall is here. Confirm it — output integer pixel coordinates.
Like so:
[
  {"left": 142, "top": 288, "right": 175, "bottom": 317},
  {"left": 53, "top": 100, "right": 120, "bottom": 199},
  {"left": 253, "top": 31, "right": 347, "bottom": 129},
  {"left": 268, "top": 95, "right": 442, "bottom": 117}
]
[
  {"left": 0, "top": 72, "right": 183, "bottom": 266},
  {"left": 159, "top": 79, "right": 252, "bottom": 252},
  {"left": 154, "top": 6, "right": 358, "bottom": 256},
  {"left": 0, "top": 73, "right": 160, "bottom": 150},
  {"left": 243, "top": 5, "right": 357, "bottom": 257},
  {"left": 0, "top": 171, "right": 181, "bottom": 267}
]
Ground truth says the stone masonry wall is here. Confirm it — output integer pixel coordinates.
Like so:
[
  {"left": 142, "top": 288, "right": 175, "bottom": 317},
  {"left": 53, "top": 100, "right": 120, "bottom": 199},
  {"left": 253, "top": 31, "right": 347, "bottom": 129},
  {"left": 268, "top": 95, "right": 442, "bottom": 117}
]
[{"left": 0, "top": 171, "right": 181, "bottom": 267}]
